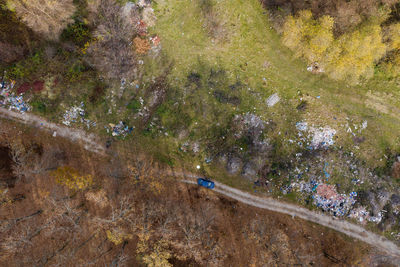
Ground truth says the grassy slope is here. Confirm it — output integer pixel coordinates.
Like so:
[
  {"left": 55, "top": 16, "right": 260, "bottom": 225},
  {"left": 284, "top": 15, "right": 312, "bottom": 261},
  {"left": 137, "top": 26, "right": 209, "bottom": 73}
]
[{"left": 152, "top": 0, "right": 400, "bottom": 171}]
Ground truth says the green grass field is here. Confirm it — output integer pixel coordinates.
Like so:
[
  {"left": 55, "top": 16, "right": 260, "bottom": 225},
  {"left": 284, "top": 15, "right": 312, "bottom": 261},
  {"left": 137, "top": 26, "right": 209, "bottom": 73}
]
[{"left": 151, "top": 0, "right": 400, "bottom": 170}]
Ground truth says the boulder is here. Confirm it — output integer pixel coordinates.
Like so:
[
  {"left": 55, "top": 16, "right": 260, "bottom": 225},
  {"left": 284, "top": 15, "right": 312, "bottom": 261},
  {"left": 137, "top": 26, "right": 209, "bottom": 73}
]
[{"left": 227, "top": 157, "right": 242, "bottom": 175}]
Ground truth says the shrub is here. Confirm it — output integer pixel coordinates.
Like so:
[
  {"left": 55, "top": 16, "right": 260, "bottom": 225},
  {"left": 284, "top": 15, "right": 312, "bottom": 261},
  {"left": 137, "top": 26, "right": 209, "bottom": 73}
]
[
  {"left": 380, "top": 51, "right": 400, "bottom": 78},
  {"left": 52, "top": 166, "right": 93, "bottom": 190},
  {"left": 282, "top": 9, "right": 388, "bottom": 83},
  {"left": 6, "top": 0, "right": 76, "bottom": 40},
  {"left": 282, "top": 10, "right": 334, "bottom": 63},
  {"left": 386, "top": 23, "right": 400, "bottom": 50},
  {"left": 323, "top": 24, "right": 386, "bottom": 83},
  {"left": 61, "top": 20, "right": 91, "bottom": 47},
  {"left": 133, "top": 37, "right": 151, "bottom": 55},
  {"left": 30, "top": 100, "right": 47, "bottom": 114},
  {"left": 106, "top": 229, "right": 132, "bottom": 245},
  {"left": 5, "top": 51, "right": 43, "bottom": 80}
]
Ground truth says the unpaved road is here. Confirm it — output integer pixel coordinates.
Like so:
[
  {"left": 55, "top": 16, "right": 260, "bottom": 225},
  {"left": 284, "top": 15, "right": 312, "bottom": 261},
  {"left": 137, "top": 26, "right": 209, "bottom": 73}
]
[
  {"left": 1, "top": 106, "right": 400, "bottom": 258},
  {"left": 0, "top": 107, "right": 105, "bottom": 154}
]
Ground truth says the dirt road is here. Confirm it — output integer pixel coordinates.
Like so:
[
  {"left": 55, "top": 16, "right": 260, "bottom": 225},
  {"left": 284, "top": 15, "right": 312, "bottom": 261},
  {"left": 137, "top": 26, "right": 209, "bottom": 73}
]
[
  {"left": 1, "top": 106, "right": 400, "bottom": 258},
  {"left": 0, "top": 107, "right": 105, "bottom": 154}
]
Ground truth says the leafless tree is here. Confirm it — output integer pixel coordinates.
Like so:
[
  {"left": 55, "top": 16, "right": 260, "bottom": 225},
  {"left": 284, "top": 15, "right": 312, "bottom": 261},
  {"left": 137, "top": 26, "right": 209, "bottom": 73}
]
[
  {"left": 6, "top": 0, "right": 75, "bottom": 40},
  {"left": 86, "top": 0, "right": 139, "bottom": 80}
]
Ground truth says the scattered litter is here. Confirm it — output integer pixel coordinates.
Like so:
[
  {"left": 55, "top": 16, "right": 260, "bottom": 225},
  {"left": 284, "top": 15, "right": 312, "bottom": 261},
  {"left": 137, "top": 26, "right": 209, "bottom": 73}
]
[
  {"left": 62, "top": 103, "right": 96, "bottom": 128},
  {"left": 0, "top": 80, "right": 31, "bottom": 113},
  {"left": 107, "top": 121, "right": 133, "bottom": 137},
  {"left": 266, "top": 93, "right": 280, "bottom": 107},
  {"left": 323, "top": 162, "right": 330, "bottom": 179},
  {"left": 306, "top": 62, "right": 324, "bottom": 73},
  {"left": 296, "top": 121, "right": 336, "bottom": 149},
  {"left": 296, "top": 122, "right": 308, "bottom": 132},
  {"left": 53, "top": 131, "right": 57, "bottom": 137},
  {"left": 196, "top": 165, "right": 201, "bottom": 169},
  {"left": 349, "top": 206, "right": 383, "bottom": 224},
  {"left": 312, "top": 184, "right": 357, "bottom": 216},
  {"left": 310, "top": 126, "right": 336, "bottom": 148}
]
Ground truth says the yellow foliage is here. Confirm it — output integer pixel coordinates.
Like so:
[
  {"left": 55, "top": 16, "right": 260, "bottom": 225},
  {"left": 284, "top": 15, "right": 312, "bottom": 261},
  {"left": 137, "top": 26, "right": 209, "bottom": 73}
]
[
  {"left": 128, "top": 165, "right": 164, "bottom": 195},
  {"left": 283, "top": 9, "right": 388, "bottom": 83},
  {"left": 324, "top": 24, "right": 386, "bottom": 83},
  {"left": 387, "top": 23, "right": 400, "bottom": 51},
  {"left": 136, "top": 232, "right": 152, "bottom": 254},
  {"left": 381, "top": 52, "right": 400, "bottom": 78},
  {"left": 282, "top": 10, "right": 334, "bottom": 63},
  {"left": 141, "top": 239, "right": 172, "bottom": 267},
  {"left": 106, "top": 229, "right": 133, "bottom": 245},
  {"left": 51, "top": 166, "right": 93, "bottom": 190}
]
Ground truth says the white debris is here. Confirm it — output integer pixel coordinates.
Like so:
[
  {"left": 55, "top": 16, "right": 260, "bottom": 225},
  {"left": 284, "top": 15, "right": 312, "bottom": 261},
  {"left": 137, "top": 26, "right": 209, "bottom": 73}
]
[
  {"left": 62, "top": 103, "right": 96, "bottom": 128},
  {"left": 296, "top": 121, "right": 308, "bottom": 132},
  {"left": 62, "top": 105, "right": 85, "bottom": 126},
  {"left": 266, "top": 93, "right": 280, "bottom": 107},
  {"left": 361, "top": 120, "right": 368, "bottom": 130},
  {"left": 310, "top": 126, "right": 336, "bottom": 148},
  {"left": 296, "top": 121, "right": 336, "bottom": 149}
]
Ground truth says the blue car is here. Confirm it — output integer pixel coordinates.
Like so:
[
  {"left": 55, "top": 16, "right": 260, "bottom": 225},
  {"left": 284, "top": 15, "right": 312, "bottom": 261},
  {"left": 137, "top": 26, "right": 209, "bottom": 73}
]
[{"left": 197, "top": 178, "right": 215, "bottom": 189}]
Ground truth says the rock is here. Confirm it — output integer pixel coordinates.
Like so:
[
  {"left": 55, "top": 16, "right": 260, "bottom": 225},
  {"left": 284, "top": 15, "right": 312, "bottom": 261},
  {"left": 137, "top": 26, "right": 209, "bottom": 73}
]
[
  {"left": 391, "top": 194, "right": 400, "bottom": 206},
  {"left": 242, "top": 162, "right": 258, "bottom": 181},
  {"left": 143, "top": 7, "right": 156, "bottom": 27},
  {"left": 376, "top": 189, "right": 390, "bottom": 208},
  {"left": 227, "top": 157, "right": 242, "bottom": 175},
  {"left": 392, "top": 162, "right": 400, "bottom": 179},
  {"left": 191, "top": 142, "right": 200, "bottom": 153},
  {"left": 266, "top": 93, "right": 280, "bottom": 107},
  {"left": 218, "top": 154, "right": 228, "bottom": 166}
]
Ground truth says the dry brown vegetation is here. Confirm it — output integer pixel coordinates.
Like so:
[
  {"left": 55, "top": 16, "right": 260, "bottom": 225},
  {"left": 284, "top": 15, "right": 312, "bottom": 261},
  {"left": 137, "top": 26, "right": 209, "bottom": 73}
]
[
  {"left": 263, "top": 0, "right": 400, "bottom": 34},
  {"left": 0, "top": 119, "right": 391, "bottom": 266},
  {"left": 86, "top": 0, "right": 140, "bottom": 80},
  {"left": 6, "top": 0, "right": 76, "bottom": 40}
]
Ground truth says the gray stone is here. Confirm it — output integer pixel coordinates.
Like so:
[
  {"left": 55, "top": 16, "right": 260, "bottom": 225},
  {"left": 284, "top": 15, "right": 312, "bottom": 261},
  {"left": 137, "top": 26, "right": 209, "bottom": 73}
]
[{"left": 227, "top": 157, "right": 242, "bottom": 175}]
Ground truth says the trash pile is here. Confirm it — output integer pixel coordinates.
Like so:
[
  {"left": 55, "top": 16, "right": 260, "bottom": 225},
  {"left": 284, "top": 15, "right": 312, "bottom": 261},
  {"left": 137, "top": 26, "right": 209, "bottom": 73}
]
[
  {"left": 296, "top": 121, "right": 336, "bottom": 149},
  {"left": 312, "top": 184, "right": 357, "bottom": 217},
  {"left": 106, "top": 121, "right": 133, "bottom": 137},
  {"left": 0, "top": 80, "right": 31, "bottom": 113},
  {"left": 348, "top": 206, "right": 383, "bottom": 224},
  {"left": 291, "top": 181, "right": 357, "bottom": 217},
  {"left": 62, "top": 103, "right": 96, "bottom": 128}
]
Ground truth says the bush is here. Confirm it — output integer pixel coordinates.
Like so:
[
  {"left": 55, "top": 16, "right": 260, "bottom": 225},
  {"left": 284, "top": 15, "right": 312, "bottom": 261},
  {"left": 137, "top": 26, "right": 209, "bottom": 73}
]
[
  {"left": 5, "top": 51, "right": 43, "bottom": 80},
  {"left": 52, "top": 166, "right": 93, "bottom": 190},
  {"left": 282, "top": 10, "right": 388, "bottom": 83},
  {"left": 323, "top": 24, "right": 386, "bottom": 83},
  {"left": 282, "top": 10, "right": 334, "bottom": 63},
  {"left": 31, "top": 100, "right": 47, "bottom": 114},
  {"left": 380, "top": 51, "right": 400, "bottom": 78},
  {"left": 386, "top": 23, "right": 400, "bottom": 50},
  {"left": 61, "top": 20, "right": 91, "bottom": 47}
]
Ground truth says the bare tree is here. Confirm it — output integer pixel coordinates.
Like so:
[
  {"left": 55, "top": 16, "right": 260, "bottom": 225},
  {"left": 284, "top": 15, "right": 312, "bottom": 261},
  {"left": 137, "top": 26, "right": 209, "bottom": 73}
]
[
  {"left": 6, "top": 0, "right": 76, "bottom": 40},
  {"left": 86, "top": 0, "right": 139, "bottom": 80}
]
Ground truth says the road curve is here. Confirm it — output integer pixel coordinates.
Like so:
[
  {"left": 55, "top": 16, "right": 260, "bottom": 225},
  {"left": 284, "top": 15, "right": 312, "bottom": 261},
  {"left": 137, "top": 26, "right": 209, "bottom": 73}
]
[{"left": 1, "top": 107, "right": 400, "bottom": 258}]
